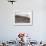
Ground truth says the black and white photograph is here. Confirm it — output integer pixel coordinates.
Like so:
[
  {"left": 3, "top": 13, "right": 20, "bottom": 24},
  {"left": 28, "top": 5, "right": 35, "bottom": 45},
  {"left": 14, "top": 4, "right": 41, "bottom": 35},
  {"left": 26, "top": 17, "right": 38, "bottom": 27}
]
[{"left": 14, "top": 11, "right": 32, "bottom": 26}]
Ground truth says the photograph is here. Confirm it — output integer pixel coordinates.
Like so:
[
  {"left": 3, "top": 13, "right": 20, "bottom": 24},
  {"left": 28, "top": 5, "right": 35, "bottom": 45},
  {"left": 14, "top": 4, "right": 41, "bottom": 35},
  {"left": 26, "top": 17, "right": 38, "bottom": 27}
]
[
  {"left": 14, "top": 11, "right": 33, "bottom": 26},
  {"left": 0, "top": 0, "right": 46, "bottom": 46}
]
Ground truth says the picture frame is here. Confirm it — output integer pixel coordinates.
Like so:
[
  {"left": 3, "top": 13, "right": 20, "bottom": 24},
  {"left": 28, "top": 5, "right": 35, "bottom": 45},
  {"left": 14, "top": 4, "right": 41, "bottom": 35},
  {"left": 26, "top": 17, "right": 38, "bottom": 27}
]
[{"left": 13, "top": 10, "right": 33, "bottom": 26}]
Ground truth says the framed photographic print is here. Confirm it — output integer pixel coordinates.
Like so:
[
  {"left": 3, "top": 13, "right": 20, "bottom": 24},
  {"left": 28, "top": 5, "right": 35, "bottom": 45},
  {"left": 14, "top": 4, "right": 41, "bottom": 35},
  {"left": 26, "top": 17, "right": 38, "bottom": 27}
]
[{"left": 14, "top": 11, "right": 33, "bottom": 26}]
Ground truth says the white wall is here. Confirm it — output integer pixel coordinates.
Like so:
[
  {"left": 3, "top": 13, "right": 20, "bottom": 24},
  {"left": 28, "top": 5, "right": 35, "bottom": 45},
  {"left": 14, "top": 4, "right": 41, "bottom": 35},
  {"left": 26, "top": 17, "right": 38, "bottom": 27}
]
[{"left": 0, "top": 0, "right": 46, "bottom": 41}]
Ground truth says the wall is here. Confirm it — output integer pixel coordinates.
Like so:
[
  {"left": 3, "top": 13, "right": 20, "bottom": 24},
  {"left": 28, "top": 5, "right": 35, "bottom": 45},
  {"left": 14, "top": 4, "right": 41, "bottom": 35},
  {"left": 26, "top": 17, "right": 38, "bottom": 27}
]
[{"left": 0, "top": 0, "right": 46, "bottom": 41}]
